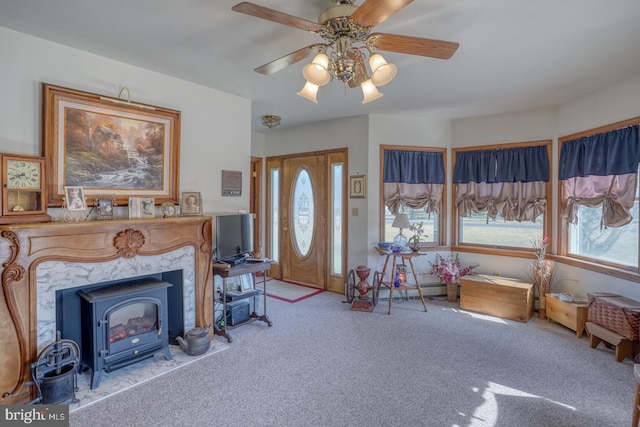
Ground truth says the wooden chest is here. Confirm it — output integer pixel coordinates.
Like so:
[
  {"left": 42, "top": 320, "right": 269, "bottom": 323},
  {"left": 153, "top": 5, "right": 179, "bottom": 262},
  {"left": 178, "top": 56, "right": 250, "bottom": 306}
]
[
  {"left": 546, "top": 294, "right": 588, "bottom": 338},
  {"left": 459, "top": 275, "right": 534, "bottom": 322}
]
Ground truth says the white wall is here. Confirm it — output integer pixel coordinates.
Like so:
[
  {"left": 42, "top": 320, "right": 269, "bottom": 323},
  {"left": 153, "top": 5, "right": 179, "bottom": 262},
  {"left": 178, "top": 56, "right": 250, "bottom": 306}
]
[
  {"left": 261, "top": 114, "right": 451, "bottom": 275},
  {"left": 262, "top": 115, "right": 369, "bottom": 267},
  {"left": 0, "top": 27, "right": 252, "bottom": 219},
  {"left": 255, "top": 72, "right": 640, "bottom": 299},
  {"left": 452, "top": 71, "right": 640, "bottom": 300},
  {"left": 556, "top": 73, "right": 640, "bottom": 136}
]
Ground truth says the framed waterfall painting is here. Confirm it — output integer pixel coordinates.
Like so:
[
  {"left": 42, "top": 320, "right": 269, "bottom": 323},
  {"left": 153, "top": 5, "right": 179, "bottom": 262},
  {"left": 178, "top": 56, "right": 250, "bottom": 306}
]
[{"left": 42, "top": 83, "right": 181, "bottom": 207}]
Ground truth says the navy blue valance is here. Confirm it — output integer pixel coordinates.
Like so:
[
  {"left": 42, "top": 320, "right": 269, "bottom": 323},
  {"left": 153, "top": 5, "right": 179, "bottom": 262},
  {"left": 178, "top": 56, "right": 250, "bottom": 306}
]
[
  {"left": 453, "top": 145, "right": 549, "bottom": 184},
  {"left": 559, "top": 125, "right": 640, "bottom": 180},
  {"left": 383, "top": 150, "right": 444, "bottom": 184}
]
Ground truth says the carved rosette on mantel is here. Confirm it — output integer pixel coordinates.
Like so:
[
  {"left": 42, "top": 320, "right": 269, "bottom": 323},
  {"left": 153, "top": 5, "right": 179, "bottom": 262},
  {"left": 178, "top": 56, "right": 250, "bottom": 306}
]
[
  {"left": 114, "top": 228, "right": 146, "bottom": 258},
  {"left": 0, "top": 216, "right": 213, "bottom": 404}
]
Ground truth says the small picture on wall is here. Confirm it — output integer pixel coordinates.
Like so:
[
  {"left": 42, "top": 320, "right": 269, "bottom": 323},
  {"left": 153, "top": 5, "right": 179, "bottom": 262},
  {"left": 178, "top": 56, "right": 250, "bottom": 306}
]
[{"left": 349, "top": 175, "right": 366, "bottom": 198}]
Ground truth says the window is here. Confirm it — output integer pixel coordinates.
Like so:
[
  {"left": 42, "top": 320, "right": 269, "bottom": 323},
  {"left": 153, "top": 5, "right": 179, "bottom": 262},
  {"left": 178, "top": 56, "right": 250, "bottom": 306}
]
[
  {"left": 380, "top": 146, "right": 445, "bottom": 245},
  {"left": 331, "top": 163, "right": 343, "bottom": 274},
  {"left": 459, "top": 211, "right": 543, "bottom": 248},
  {"left": 559, "top": 120, "right": 640, "bottom": 271},
  {"left": 453, "top": 141, "right": 551, "bottom": 250},
  {"left": 566, "top": 194, "right": 639, "bottom": 267},
  {"left": 269, "top": 168, "right": 279, "bottom": 262}
]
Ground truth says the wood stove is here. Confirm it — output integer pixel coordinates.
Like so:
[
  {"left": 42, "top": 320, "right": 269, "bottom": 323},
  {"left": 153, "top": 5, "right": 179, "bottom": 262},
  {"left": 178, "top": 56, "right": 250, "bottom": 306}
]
[{"left": 78, "top": 279, "right": 173, "bottom": 389}]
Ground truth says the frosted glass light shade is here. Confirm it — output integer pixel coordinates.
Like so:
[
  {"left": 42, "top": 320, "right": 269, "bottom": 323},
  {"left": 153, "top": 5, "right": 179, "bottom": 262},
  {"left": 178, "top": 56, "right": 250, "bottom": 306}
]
[
  {"left": 369, "top": 53, "right": 397, "bottom": 87},
  {"left": 361, "top": 79, "right": 383, "bottom": 104},
  {"left": 297, "top": 81, "right": 320, "bottom": 103},
  {"left": 302, "top": 53, "right": 330, "bottom": 86}
]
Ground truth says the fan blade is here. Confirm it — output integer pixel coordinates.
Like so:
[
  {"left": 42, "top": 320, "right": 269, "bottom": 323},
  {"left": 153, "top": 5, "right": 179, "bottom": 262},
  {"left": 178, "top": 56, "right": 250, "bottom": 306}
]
[
  {"left": 255, "top": 44, "right": 328, "bottom": 75},
  {"left": 368, "top": 33, "right": 459, "bottom": 59},
  {"left": 350, "top": 0, "right": 414, "bottom": 28},
  {"left": 232, "top": 2, "right": 324, "bottom": 33}
]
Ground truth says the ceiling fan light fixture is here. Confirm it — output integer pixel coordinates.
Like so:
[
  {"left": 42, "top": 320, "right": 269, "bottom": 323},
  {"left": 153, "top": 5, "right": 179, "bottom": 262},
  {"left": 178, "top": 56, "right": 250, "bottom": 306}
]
[
  {"left": 312, "top": 52, "right": 329, "bottom": 69},
  {"left": 297, "top": 81, "right": 320, "bottom": 103},
  {"left": 361, "top": 79, "right": 383, "bottom": 104},
  {"left": 369, "top": 53, "right": 397, "bottom": 87},
  {"left": 233, "top": 0, "right": 460, "bottom": 107},
  {"left": 302, "top": 53, "right": 331, "bottom": 86}
]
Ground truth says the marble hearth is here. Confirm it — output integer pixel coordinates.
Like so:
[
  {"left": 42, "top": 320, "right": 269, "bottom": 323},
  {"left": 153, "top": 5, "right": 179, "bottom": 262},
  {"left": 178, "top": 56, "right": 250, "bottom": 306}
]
[
  {"left": 36, "top": 246, "right": 195, "bottom": 352},
  {"left": 0, "top": 217, "right": 214, "bottom": 404}
]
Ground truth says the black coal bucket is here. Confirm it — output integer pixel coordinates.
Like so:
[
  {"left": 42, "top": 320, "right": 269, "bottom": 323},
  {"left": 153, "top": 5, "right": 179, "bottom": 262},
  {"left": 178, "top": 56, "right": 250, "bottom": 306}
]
[{"left": 41, "top": 364, "right": 77, "bottom": 404}]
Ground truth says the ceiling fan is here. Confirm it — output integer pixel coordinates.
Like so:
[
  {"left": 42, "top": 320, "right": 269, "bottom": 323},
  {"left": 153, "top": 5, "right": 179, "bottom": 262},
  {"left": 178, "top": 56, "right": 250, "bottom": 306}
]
[{"left": 232, "top": 0, "right": 460, "bottom": 103}]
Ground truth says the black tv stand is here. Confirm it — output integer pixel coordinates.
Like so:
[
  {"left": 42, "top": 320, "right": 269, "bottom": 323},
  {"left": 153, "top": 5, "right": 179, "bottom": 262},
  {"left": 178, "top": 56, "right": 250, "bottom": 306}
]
[{"left": 213, "top": 260, "right": 273, "bottom": 343}]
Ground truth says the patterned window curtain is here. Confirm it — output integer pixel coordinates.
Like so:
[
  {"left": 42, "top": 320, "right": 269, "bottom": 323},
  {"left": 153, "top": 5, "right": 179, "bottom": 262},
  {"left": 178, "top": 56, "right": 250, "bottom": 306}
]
[
  {"left": 559, "top": 125, "right": 639, "bottom": 228},
  {"left": 453, "top": 145, "right": 549, "bottom": 222},
  {"left": 383, "top": 149, "right": 444, "bottom": 215}
]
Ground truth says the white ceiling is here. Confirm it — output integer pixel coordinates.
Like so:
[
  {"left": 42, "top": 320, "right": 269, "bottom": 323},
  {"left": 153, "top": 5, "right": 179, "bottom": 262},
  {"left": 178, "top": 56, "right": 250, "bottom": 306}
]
[{"left": 1, "top": 0, "right": 640, "bottom": 132}]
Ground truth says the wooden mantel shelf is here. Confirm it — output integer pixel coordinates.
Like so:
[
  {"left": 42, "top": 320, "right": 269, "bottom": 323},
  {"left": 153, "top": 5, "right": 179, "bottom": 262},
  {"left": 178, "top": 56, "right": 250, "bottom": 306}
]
[{"left": 0, "top": 216, "right": 213, "bottom": 404}]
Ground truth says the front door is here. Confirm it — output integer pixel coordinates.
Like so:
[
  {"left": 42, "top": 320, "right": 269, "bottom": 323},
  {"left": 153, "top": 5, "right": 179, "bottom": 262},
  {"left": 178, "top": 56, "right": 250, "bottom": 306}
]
[{"left": 281, "top": 155, "right": 326, "bottom": 288}]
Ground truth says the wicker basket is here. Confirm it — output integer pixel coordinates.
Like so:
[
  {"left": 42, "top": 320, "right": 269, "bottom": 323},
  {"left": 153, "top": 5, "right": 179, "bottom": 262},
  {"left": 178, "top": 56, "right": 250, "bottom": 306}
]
[{"left": 587, "top": 292, "right": 640, "bottom": 341}]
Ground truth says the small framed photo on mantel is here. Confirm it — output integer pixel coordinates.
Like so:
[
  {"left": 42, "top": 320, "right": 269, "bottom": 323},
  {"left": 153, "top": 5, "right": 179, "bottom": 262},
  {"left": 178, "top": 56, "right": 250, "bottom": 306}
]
[
  {"left": 128, "top": 196, "right": 155, "bottom": 218},
  {"left": 64, "top": 186, "right": 87, "bottom": 211},
  {"left": 180, "top": 192, "right": 202, "bottom": 215},
  {"left": 140, "top": 197, "right": 155, "bottom": 218},
  {"left": 96, "top": 197, "right": 116, "bottom": 220}
]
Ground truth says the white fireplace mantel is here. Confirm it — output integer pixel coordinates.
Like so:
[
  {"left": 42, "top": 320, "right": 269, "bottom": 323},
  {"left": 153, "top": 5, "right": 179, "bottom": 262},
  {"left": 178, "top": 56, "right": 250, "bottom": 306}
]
[{"left": 0, "top": 216, "right": 213, "bottom": 404}]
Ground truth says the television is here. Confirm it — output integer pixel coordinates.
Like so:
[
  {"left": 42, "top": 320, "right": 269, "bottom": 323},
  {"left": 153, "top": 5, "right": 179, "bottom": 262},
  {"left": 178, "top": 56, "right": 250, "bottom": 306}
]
[{"left": 215, "top": 214, "right": 254, "bottom": 263}]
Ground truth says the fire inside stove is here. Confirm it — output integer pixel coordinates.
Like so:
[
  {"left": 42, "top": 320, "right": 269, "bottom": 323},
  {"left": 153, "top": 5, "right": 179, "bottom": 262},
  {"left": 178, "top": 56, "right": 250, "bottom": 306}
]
[{"left": 109, "top": 304, "right": 157, "bottom": 343}]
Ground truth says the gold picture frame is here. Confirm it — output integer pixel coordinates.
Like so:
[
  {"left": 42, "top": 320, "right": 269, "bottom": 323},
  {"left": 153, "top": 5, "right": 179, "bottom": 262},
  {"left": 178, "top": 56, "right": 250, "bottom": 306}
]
[
  {"left": 43, "top": 83, "right": 181, "bottom": 207},
  {"left": 350, "top": 175, "right": 366, "bottom": 198}
]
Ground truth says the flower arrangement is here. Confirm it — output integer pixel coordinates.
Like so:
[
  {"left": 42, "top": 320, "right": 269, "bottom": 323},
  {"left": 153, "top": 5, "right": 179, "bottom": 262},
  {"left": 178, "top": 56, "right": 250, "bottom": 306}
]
[
  {"left": 532, "top": 236, "right": 550, "bottom": 264},
  {"left": 530, "top": 236, "right": 554, "bottom": 296},
  {"left": 408, "top": 222, "right": 426, "bottom": 247},
  {"left": 429, "top": 253, "right": 478, "bottom": 285}
]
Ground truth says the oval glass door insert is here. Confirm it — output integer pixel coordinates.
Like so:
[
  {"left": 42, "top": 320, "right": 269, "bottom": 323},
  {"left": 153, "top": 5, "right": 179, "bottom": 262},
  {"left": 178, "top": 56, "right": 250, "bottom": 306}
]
[{"left": 292, "top": 168, "right": 314, "bottom": 257}]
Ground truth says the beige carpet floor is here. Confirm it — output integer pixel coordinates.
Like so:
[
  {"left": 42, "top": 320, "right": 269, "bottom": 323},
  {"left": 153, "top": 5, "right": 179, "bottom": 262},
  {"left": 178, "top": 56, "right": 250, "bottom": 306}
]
[{"left": 69, "top": 340, "right": 228, "bottom": 412}]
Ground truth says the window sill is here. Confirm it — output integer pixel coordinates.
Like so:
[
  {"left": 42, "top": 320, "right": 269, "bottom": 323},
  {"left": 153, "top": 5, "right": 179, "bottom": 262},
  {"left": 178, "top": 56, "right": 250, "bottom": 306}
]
[
  {"left": 451, "top": 245, "right": 640, "bottom": 284},
  {"left": 550, "top": 255, "right": 640, "bottom": 284}
]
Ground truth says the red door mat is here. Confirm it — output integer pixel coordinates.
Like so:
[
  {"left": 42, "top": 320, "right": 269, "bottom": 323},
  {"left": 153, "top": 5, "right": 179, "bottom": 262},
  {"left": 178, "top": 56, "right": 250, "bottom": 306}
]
[{"left": 257, "top": 279, "right": 324, "bottom": 303}]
